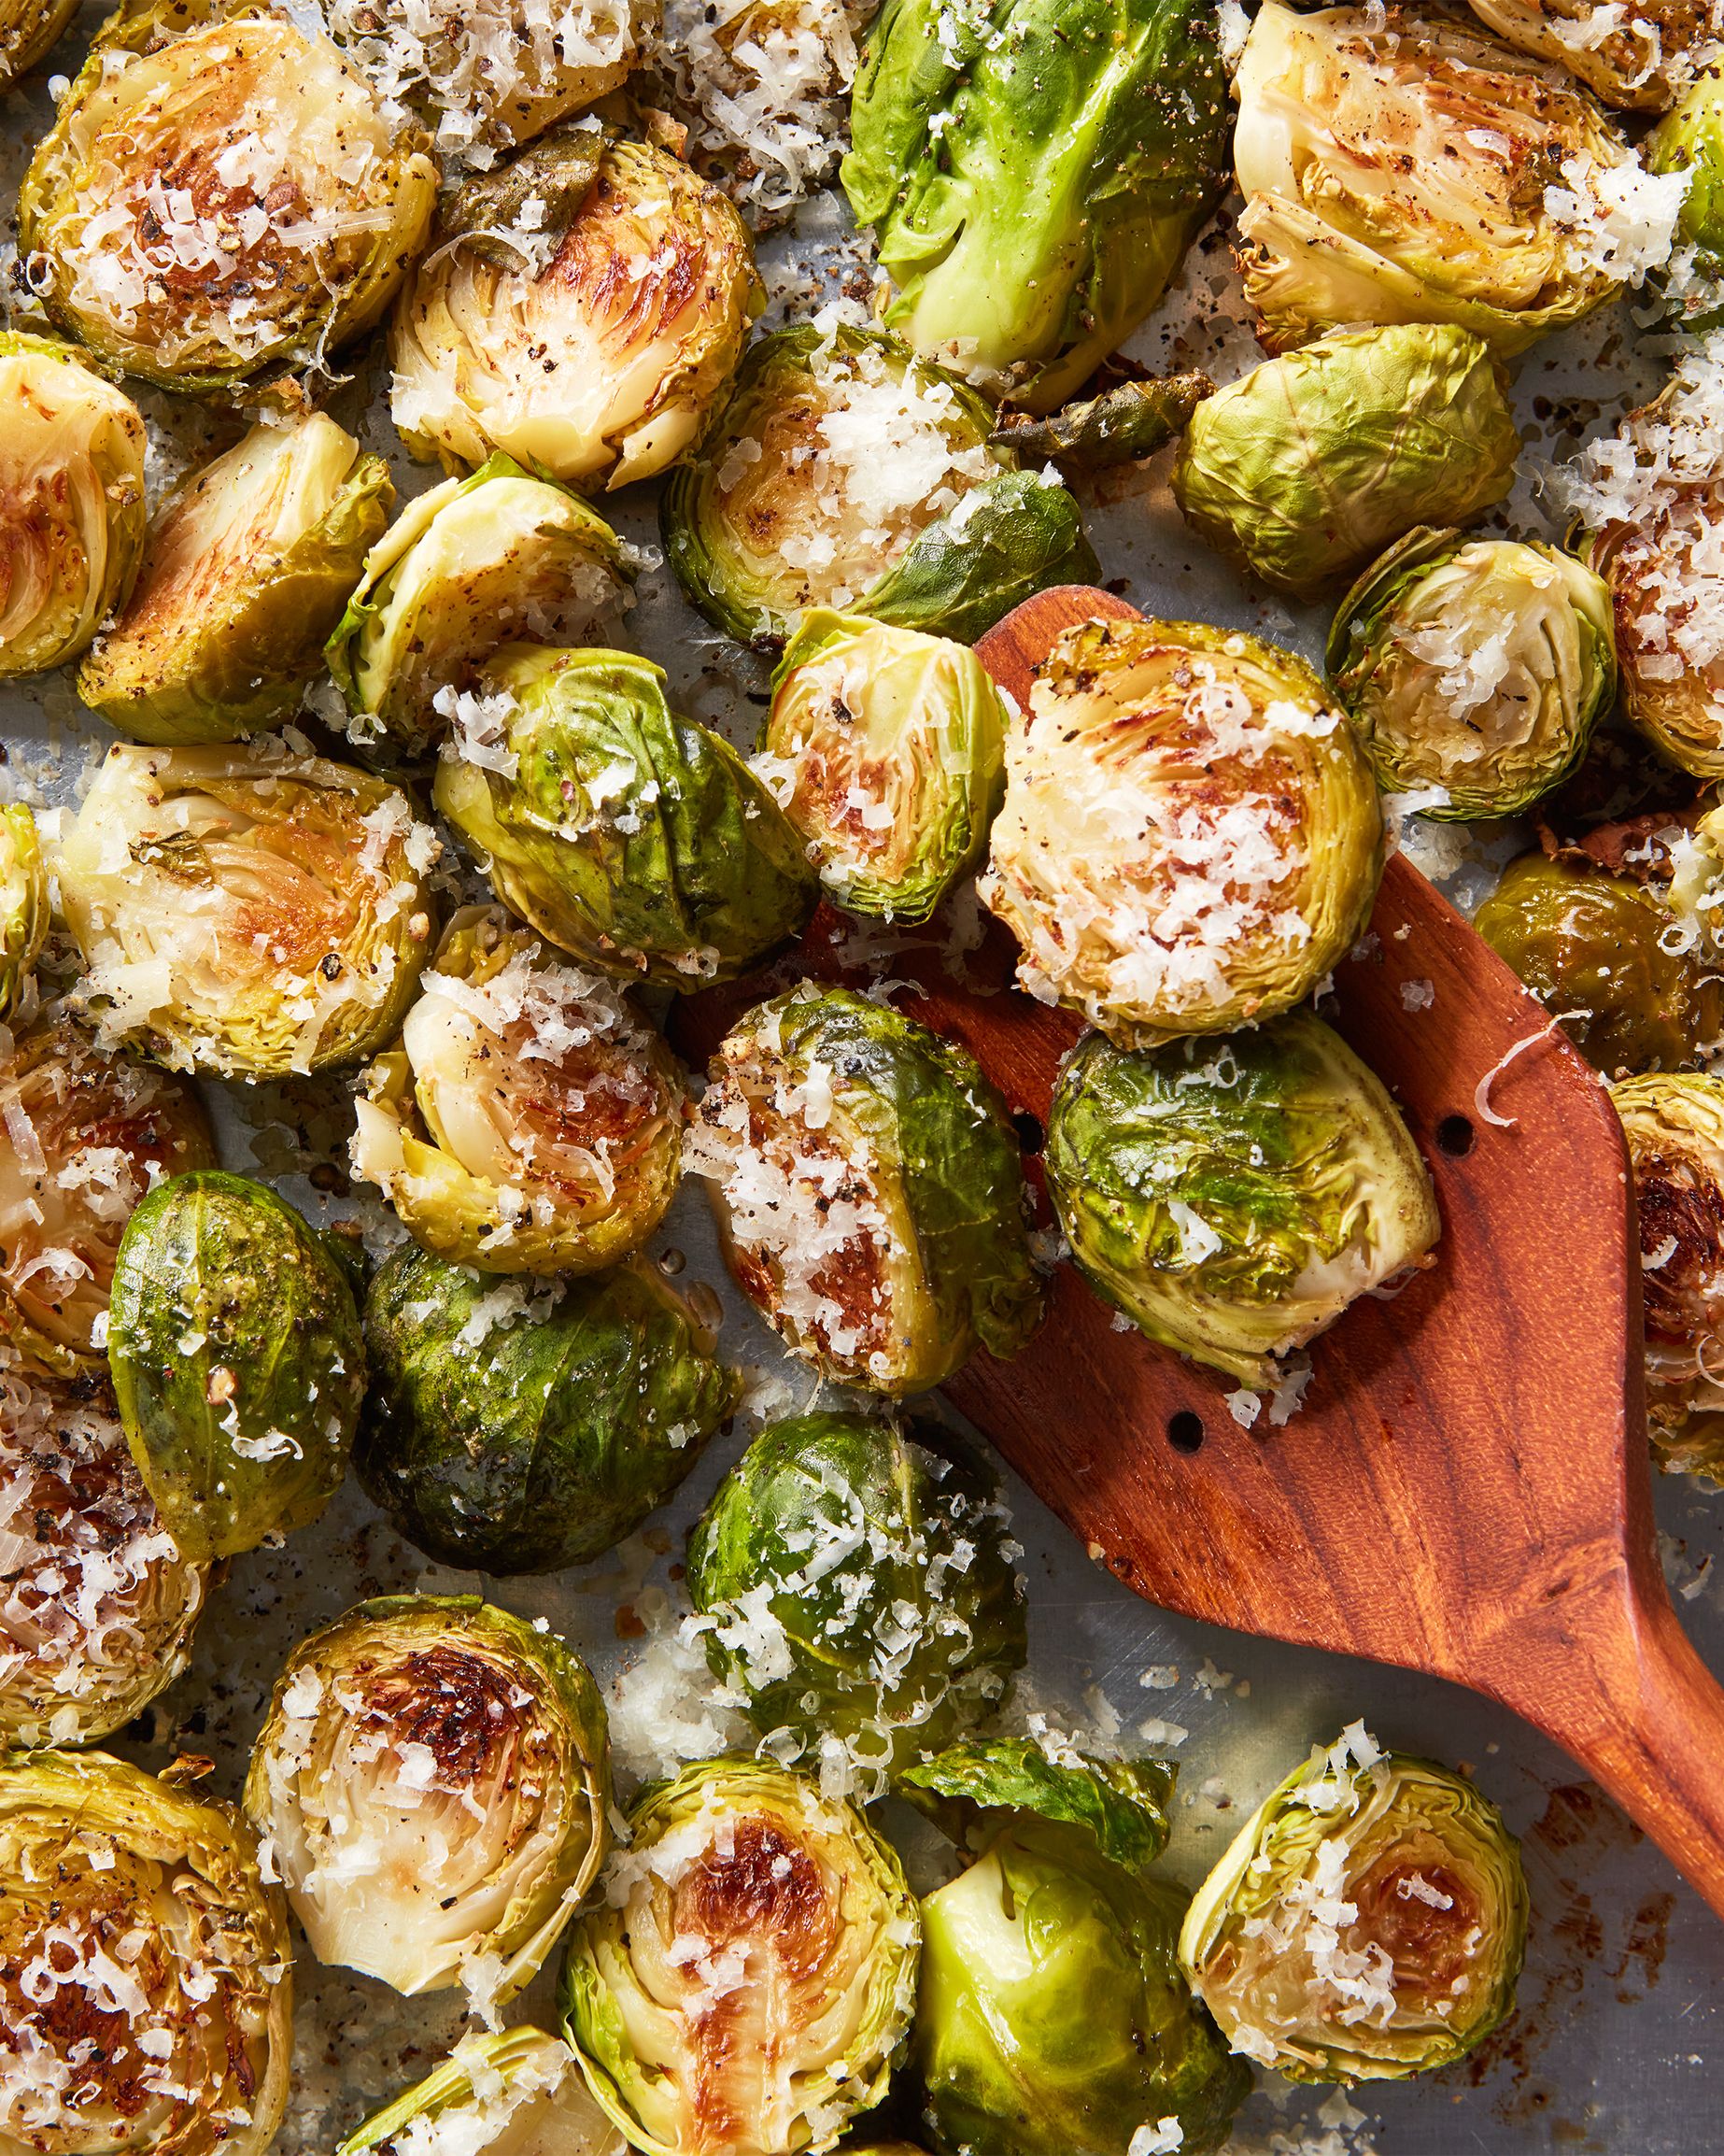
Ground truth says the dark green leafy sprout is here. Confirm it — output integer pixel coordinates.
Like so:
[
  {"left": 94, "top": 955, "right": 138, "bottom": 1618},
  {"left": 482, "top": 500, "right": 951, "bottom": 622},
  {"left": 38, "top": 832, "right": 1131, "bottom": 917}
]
[
  {"left": 1174, "top": 325, "right": 1521, "bottom": 601},
  {"left": 0, "top": 804, "right": 48, "bottom": 1021},
  {"left": 1180, "top": 1724, "right": 1529, "bottom": 2083},
  {"left": 990, "top": 372, "right": 1215, "bottom": 474},
  {"left": 359, "top": 1244, "right": 742, "bottom": 1573},
  {"left": 756, "top": 609, "right": 1010, "bottom": 923},
  {"left": 1, "top": 0, "right": 78, "bottom": 82},
  {"left": 1647, "top": 64, "right": 1724, "bottom": 330},
  {"left": 1047, "top": 1017, "right": 1440, "bottom": 1391},
  {"left": 245, "top": 1595, "right": 610, "bottom": 2001},
  {"left": 78, "top": 414, "right": 392, "bottom": 747},
  {"left": 686, "top": 1411, "right": 1027, "bottom": 1793},
  {"left": 686, "top": 985, "right": 1042, "bottom": 1395},
  {"left": 899, "top": 1738, "right": 1177, "bottom": 1875},
  {"left": 434, "top": 645, "right": 817, "bottom": 989},
  {"left": 860, "top": 471, "right": 1099, "bottom": 646},
  {"left": 560, "top": 1757, "right": 920, "bottom": 2156},
  {"left": 1326, "top": 527, "right": 1617, "bottom": 819},
  {"left": 336, "top": 2028, "right": 627, "bottom": 2156},
  {"left": 1470, "top": 0, "right": 1709, "bottom": 109},
  {"left": 843, "top": 0, "right": 1231, "bottom": 412},
  {"left": 106, "top": 1169, "right": 366, "bottom": 1562}
]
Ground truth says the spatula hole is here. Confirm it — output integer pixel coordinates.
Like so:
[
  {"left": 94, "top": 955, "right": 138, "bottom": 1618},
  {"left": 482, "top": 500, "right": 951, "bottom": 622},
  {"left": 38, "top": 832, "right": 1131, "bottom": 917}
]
[
  {"left": 1167, "top": 1411, "right": 1205, "bottom": 1454},
  {"left": 1435, "top": 1113, "right": 1476, "bottom": 1157},
  {"left": 1012, "top": 1111, "right": 1044, "bottom": 1156}
]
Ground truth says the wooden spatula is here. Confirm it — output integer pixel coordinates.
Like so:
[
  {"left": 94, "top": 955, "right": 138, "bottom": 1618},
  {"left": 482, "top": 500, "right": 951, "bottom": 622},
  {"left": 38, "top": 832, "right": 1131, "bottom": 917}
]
[{"left": 675, "top": 585, "right": 1724, "bottom": 1922}]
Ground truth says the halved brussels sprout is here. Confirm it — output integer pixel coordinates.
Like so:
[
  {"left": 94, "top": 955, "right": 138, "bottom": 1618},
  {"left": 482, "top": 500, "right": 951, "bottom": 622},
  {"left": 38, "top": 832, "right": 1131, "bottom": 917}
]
[
  {"left": 1172, "top": 326, "right": 1521, "bottom": 602},
  {"left": 359, "top": 1245, "right": 742, "bottom": 1573},
  {"left": 327, "top": 455, "right": 632, "bottom": 762},
  {"left": 756, "top": 609, "right": 1009, "bottom": 922},
  {"left": 434, "top": 645, "right": 816, "bottom": 989},
  {"left": 107, "top": 1169, "right": 366, "bottom": 1561},
  {"left": 981, "top": 617, "right": 1382, "bottom": 1047},
  {"left": 78, "top": 415, "right": 392, "bottom": 747},
  {"left": 1048, "top": 1018, "right": 1440, "bottom": 1390},
  {"left": 1468, "top": 0, "right": 1713, "bottom": 110},
  {"left": 560, "top": 1757, "right": 920, "bottom": 2156},
  {"left": 246, "top": 1594, "right": 609, "bottom": 2001},
  {"left": 686, "top": 986, "right": 1042, "bottom": 1395},
  {"left": 0, "top": 332, "right": 145, "bottom": 677},
  {"left": 1180, "top": 1727, "right": 1529, "bottom": 2083},
  {"left": 0, "top": 804, "right": 49, "bottom": 1022},
  {"left": 56, "top": 739, "right": 439, "bottom": 1078},
  {"left": 1233, "top": 4, "right": 1683, "bottom": 357},
  {"left": 0, "top": 1746, "right": 292, "bottom": 2156},
  {"left": 843, "top": 0, "right": 1231, "bottom": 411},
  {"left": 686, "top": 1411, "right": 1027, "bottom": 1793},
  {"left": 1, "top": 0, "right": 78, "bottom": 81},
  {"left": 1326, "top": 528, "right": 1617, "bottom": 819},
  {"left": 338, "top": 2028, "right": 627, "bottom": 2156},
  {"left": 990, "top": 371, "right": 1214, "bottom": 475},
  {"left": 16, "top": 0, "right": 438, "bottom": 397},
  {"left": 351, "top": 906, "right": 685, "bottom": 1274},
  {"left": 391, "top": 138, "right": 757, "bottom": 490},
  {"left": 1647, "top": 63, "right": 1724, "bottom": 328}
]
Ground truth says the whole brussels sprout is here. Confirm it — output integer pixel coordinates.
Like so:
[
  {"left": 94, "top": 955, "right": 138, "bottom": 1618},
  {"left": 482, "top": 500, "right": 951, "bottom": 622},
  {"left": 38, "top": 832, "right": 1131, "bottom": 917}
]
[
  {"left": 686, "top": 1411, "right": 1027, "bottom": 1792},
  {"left": 0, "top": 803, "right": 49, "bottom": 1021},
  {"left": 1047, "top": 1018, "right": 1440, "bottom": 1390},
  {"left": 1173, "top": 325, "right": 1521, "bottom": 600},
  {"left": 756, "top": 609, "right": 1010, "bottom": 923},
  {"left": 1469, "top": 0, "right": 1706, "bottom": 109},
  {"left": 351, "top": 906, "right": 685, "bottom": 1275},
  {"left": 1180, "top": 1724, "right": 1529, "bottom": 2083},
  {"left": 0, "top": 333, "right": 145, "bottom": 677},
  {"left": 560, "top": 1757, "right": 920, "bottom": 2156},
  {"left": 687, "top": 986, "right": 1042, "bottom": 1395},
  {"left": 78, "top": 415, "right": 392, "bottom": 746},
  {"left": 1326, "top": 527, "right": 1617, "bottom": 818},
  {"left": 56, "top": 739, "right": 439, "bottom": 1079},
  {"left": 338, "top": 2028, "right": 627, "bottom": 2156},
  {"left": 106, "top": 1169, "right": 367, "bottom": 1561},
  {"left": 246, "top": 1595, "right": 609, "bottom": 2000},
  {"left": 843, "top": 0, "right": 1230, "bottom": 411},
  {"left": 981, "top": 617, "right": 1383, "bottom": 1047},
  {"left": 991, "top": 371, "right": 1214, "bottom": 475},
  {"left": 0, "top": 0, "right": 77, "bottom": 81},
  {"left": 0, "top": 1746, "right": 292, "bottom": 2156},
  {"left": 16, "top": 0, "right": 437, "bottom": 397},
  {"left": 1647, "top": 63, "right": 1724, "bottom": 329},
  {"left": 434, "top": 645, "right": 817, "bottom": 989},
  {"left": 359, "top": 1244, "right": 742, "bottom": 1573}
]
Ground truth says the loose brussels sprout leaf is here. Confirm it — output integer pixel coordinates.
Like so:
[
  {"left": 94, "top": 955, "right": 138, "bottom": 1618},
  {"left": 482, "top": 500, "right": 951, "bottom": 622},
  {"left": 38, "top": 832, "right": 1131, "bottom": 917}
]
[
  {"left": 0, "top": 332, "right": 145, "bottom": 678},
  {"left": 1047, "top": 1018, "right": 1439, "bottom": 1390},
  {"left": 982, "top": 617, "right": 1382, "bottom": 1046},
  {"left": 1647, "top": 64, "right": 1724, "bottom": 329},
  {"left": 756, "top": 609, "right": 1009, "bottom": 923},
  {"left": 686, "top": 986, "right": 1042, "bottom": 1395},
  {"left": 56, "top": 739, "right": 439, "bottom": 1078},
  {"left": 0, "top": 1746, "right": 292, "bottom": 2156},
  {"left": 686, "top": 1411, "right": 1027, "bottom": 1793},
  {"left": 16, "top": 0, "right": 438, "bottom": 396},
  {"left": 107, "top": 1169, "right": 366, "bottom": 1561},
  {"left": 392, "top": 139, "right": 758, "bottom": 489},
  {"left": 862, "top": 470, "right": 1100, "bottom": 645},
  {"left": 434, "top": 645, "right": 816, "bottom": 989},
  {"left": 0, "top": 0, "right": 78, "bottom": 82},
  {"left": 0, "top": 804, "right": 48, "bottom": 1022},
  {"left": 359, "top": 1245, "right": 742, "bottom": 1573},
  {"left": 1180, "top": 1725, "right": 1529, "bottom": 2083},
  {"left": 1326, "top": 527, "right": 1617, "bottom": 819},
  {"left": 990, "top": 372, "right": 1214, "bottom": 474},
  {"left": 246, "top": 1595, "right": 609, "bottom": 2000},
  {"left": 438, "top": 121, "right": 612, "bottom": 264},
  {"left": 339, "top": 2028, "right": 627, "bottom": 2156},
  {"left": 1173, "top": 325, "right": 1521, "bottom": 601},
  {"left": 78, "top": 414, "right": 392, "bottom": 747},
  {"left": 560, "top": 1757, "right": 920, "bottom": 2156},
  {"left": 843, "top": 0, "right": 1231, "bottom": 411},
  {"left": 1469, "top": 0, "right": 1711, "bottom": 109},
  {"left": 899, "top": 1738, "right": 1176, "bottom": 1874},
  {"left": 351, "top": 906, "right": 685, "bottom": 1274}
]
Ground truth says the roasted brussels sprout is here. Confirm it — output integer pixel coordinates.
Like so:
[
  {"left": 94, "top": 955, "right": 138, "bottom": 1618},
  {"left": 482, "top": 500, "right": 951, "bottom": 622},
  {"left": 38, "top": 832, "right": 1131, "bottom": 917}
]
[
  {"left": 0, "top": 332, "right": 145, "bottom": 678},
  {"left": 246, "top": 1595, "right": 609, "bottom": 2000},
  {"left": 843, "top": 0, "right": 1231, "bottom": 411},
  {"left": 0, "top": 1746, "right": 292, "bottom": 2156},
  {"left": 1172, "top": 326, "right": 1521, "bottom": 601},
  {"left": 1048, "top": 1018, "right": 1439, "bottom": 1390},
  {"left": 981, "top": 617, "right": 1382, "bottom": 1046},
  {"left": 351, "top": 906, "right": 685, "bottom": 1274},
  {"left": 990, "top": 371, "right": 1214, "bottom": 475},
  {"left": 16, "top": 0, "right": 438, "bottom": 397},
  {"left": 0, "top": 804, "right": 48, "bottom": 1022},
  {"left": 56, "top": 739, "right": 438, "bottom": 1078},
  {"left": 1326, "top": 528, "right": 1617, "bottom": 818},
  {"left": 1647, "top": 64, "right": 1724, "bottom": 328},
  {"left": 560, "top": 1757, "right": 920, "bottom": 2156},
  {"left": 686, "top": 1411, "right": 1027, "bottom": 1792},
  {"left": 1180, "top": 1725, "right": 1529, "bottom": 2083},
  {"left": 0, "top": 0, "right": 78, "bottom": 81},
  {"left": 434, "top": 645, "right": 816, "bottom": 988},
  {"left": 339, "top": 2028, "right": 627, "bottom": 2156},
  {"left": 78, "top": 415, "right": 390, "bottom": 747},
  {"left": 392, "top": 138, "right": 757, "bottom": 489},
  {"left": 687, "top": 986, "right": 1042, "bottom": 1395},
  {"left": 107, "top": 1169, "right": 366, "bottom": 1561},
  {"left": 359, "top": 1244, "right": 742, "bottom": 1573},
  {"left": 756, "top": 609, "right": 1010, "bottom": 922},
  {"left": 1468, "top": 0, "right": 1713, "bottom": 110}
]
